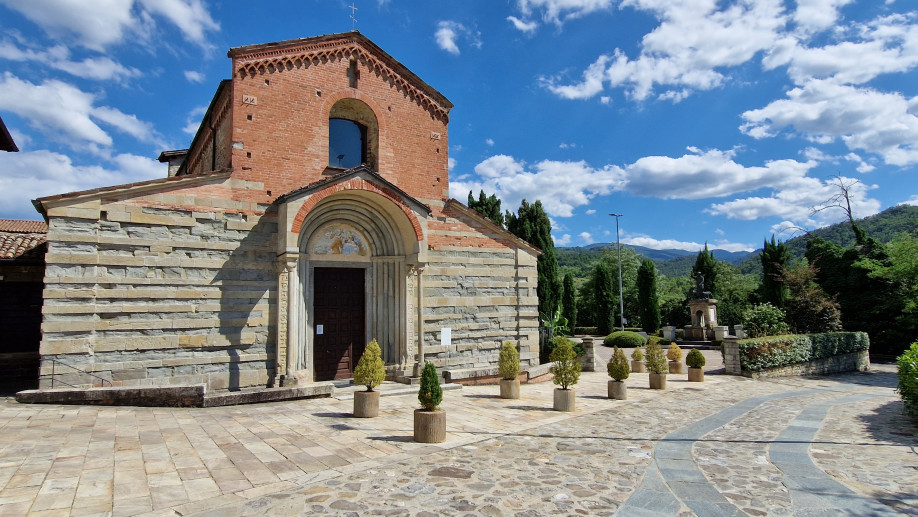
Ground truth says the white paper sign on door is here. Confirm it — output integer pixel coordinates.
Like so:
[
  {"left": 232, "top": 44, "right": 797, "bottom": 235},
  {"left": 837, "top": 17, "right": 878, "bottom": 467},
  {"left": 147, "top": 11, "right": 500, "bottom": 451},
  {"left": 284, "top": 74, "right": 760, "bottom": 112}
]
[
  {"left": 440, "top": 327, "right": 451, "bottom": 347},
  {"left": 317, "top": 325, "right": 324, "bottom": 335}
]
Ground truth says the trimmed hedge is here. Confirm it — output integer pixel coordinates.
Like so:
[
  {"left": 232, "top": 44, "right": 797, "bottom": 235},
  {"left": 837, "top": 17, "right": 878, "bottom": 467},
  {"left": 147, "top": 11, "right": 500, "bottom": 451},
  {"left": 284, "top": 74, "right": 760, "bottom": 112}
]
[
  {"left": 897, "top": 342, "right": 918, "bottom": 416},
  {"left": 604, "top": 331, "right": 647, "bottom": 348},
  {"left": 738, "top": 332, "right": 869, "bottom": 372},
  {"left": 574, "top": 327, "right": 598, "bottom": 335}
]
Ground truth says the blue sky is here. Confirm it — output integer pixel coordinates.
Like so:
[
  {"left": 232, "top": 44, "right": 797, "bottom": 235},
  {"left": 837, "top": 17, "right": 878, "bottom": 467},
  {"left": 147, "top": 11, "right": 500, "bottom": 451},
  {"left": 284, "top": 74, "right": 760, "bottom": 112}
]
[{"left": 1, "top": 0, "right": 917, "bottom": 252}]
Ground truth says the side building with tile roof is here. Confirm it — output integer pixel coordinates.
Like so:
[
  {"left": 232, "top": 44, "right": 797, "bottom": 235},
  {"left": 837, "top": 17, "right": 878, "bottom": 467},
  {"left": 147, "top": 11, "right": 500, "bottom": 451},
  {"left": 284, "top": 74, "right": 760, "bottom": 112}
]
[{"left": 31, "top": 32, "right": 540, "bottom": 393}]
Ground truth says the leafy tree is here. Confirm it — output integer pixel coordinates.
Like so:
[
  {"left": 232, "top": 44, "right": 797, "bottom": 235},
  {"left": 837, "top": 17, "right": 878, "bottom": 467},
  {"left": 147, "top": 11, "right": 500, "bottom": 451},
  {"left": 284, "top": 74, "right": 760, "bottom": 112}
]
[
  {"left": 506, "top": 200, "right": 562, "bottom": 324},
  {"left": 659, "top": 276, "right": 691, "bottom": 326},
  {"left": 599, "top": 246, "right": 642, "bottom": 328},
  {"left": 742, "top": 303, "right": 789, "bottom": 338},
  {"left": 637, "top": 258, "right": 661, "bottom": 333},
  {"left": 714, "top": 261, "right": 757, "bottom": 328},
  {"left": 783, "top": 263, "right": 842, "bottom": 334},
  {"left": 467, "top": 190, "right": 504, "bottom": 227},
  {"left": 760, "top": 235, "right": 789, "bottom": 308},
  {"left": 562, "top": 273, "right": 577, "bottom": 334},
  {"left": 576, "top": 275, "right": 596, "bottom": 327},
  {"left": 691, "top": 244, "right": 718, "bottom": 298},
  {"left": 592, "top": 261, "right": 615, "bottom": 335}
]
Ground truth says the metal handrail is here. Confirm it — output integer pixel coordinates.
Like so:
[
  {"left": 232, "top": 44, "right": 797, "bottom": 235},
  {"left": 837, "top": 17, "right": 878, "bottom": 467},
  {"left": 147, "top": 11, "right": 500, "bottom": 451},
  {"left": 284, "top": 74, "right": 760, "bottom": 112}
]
[{"left": 47, "top": 359, "right": 112, "bottom": 388}]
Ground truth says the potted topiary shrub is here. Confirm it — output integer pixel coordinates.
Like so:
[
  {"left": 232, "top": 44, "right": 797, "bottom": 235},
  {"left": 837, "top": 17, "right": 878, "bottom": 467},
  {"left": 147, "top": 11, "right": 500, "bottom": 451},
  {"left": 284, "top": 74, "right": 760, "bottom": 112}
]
[
  {"left": 607, "top": 346, "right": 629, "bottom": 400},
  {"left": 550, "top": 338, "right": 581, "bottom": 412},
  {"left": 645, "top": 342, "right": 667, "bottom": 389},
  {"left": 498, "top": 340, "right": 521, "bottom": 399},
  {"left": 667, "top": 343, "right": 684, "bottom": 374},
  {"left": 686, "top": 348, "right": 706, "bottom": 382},
  {"left": 631, "top": 346, "right": 646, "bottom": 373},
  {"left": 352, "top": 339, "right": 386, "bottom": 417},
  {"left": 414, "top": 362, "right": 445, "bottom": 443}
]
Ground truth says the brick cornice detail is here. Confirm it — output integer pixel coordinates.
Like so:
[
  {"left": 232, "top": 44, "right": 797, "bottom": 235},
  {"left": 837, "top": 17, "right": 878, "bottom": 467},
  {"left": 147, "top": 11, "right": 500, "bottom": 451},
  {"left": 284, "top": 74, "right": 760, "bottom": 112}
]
[{"left": 290, "top": 178, "right": 424, "bottom": 242}]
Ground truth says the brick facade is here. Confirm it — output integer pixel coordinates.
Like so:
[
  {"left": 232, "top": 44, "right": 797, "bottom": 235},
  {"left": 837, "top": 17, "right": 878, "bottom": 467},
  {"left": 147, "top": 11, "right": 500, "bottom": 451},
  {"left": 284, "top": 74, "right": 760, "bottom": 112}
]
[{"left": 33, "top": 32, "right": 540, "bottom": 392}]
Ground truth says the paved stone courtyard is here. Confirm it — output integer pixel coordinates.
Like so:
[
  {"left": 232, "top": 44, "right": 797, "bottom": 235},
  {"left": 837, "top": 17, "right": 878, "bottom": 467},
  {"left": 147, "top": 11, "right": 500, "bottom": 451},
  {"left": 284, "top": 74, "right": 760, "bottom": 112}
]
[{"left": 0, "top": 356, "right": 915, "bottom": 516}]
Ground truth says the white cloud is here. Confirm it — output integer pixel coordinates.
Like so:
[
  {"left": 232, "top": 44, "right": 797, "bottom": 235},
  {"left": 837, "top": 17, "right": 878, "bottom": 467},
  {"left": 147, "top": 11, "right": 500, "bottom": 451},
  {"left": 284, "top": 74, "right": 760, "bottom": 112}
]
[
  {"left": 184, "top": 70, "right": 205, "bottom": 83},
  {"left": 485, "top": 138, "right": 495, "bottom": 146},
  {"left": 623, "top": 146, "right": 817, "bottom": 200},
  {"left": 516, "top": 0, "right": 614, "bottom": 26},
  {"left": 579, "top": 231, "right": 592, "bottom": 243},
  {"left": 600, "top": 96, "right": 611, "bottom": 105},
  {"left": 546, "top": 0, "right": 787, "bottom": 101},
  {"left": 792, "top": 0, "right": 854, "bottom": 35},
  {"left": 585, "top": 209, "right": 596, "bottom": 215},
  {"left": 507, "top": 16, "right": 538, "bottom": 33},
  {"left": 899, "top": 195, "right": 918, "bottom": 206},
  {"left": 553, "top": 233, "right": 572, "bottom": 246},
  {"left": 0, "top": 0, "right": 219, "bottom": 51},
  {"left": 448, "top": 154, "right": 625, "bottom": 218},
  {"left": 183, "top": 105, "right": 207, "bottom": 135},
  {"left": 435, "top": 21, "right": 481, "bottom": 55},
  {"left": 741, "top": 80, "right": 918, "bottom": 166},
  {"left": 448, "top": 157, "right": 457, "bottom": 171},
  {"left": 0, "top": 42, "right": 142, "bottom": 82},
  {"left": 844, "top": 152, "right": 875, "bottom": 173},
  {"left": 622, "top": 233, "right": 755, "bottom": 252},
  {"left": 91, "top": 106, "right": 167, "bottom": 149},
  {"left": 0, "top": 149, "right": 163, "bottom": 219}
]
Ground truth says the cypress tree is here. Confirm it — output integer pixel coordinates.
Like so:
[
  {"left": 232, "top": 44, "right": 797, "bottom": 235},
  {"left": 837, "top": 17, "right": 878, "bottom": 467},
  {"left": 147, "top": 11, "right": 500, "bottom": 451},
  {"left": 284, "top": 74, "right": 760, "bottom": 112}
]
[
  {"left": 691, "top": 244, "right": 718, "bottom": 298},
  {"left": 507, "top": 199, "right": 562, "bottom": 323},
  {"left": 637, "top": 258, "right": 661, "bottom": 333},
  {"left": 467, "top": 190, "right": 504, "bottom": 227},
  {"left": 760, "top": 235, "right": 789, "bottom": 308},
  {"left": 562, "top": 273, "right": 577, "bottom": 334},
  {"left": 593, "top": 262, "right": 615, "bottom": 335}
]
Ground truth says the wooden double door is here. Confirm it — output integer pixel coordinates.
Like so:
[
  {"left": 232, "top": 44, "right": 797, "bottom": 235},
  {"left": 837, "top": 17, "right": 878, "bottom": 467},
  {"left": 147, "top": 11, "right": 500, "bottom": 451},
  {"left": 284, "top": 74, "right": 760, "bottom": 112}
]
[{"left": 313, "top": 267, "right": 366, "bottom": 381}]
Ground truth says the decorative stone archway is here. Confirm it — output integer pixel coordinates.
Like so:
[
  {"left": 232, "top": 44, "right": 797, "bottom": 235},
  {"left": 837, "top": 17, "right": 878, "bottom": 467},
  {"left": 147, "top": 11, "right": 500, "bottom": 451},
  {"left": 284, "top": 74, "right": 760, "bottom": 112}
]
[{"left": 274, "top": 168, "right": 429, "bottom": 385}]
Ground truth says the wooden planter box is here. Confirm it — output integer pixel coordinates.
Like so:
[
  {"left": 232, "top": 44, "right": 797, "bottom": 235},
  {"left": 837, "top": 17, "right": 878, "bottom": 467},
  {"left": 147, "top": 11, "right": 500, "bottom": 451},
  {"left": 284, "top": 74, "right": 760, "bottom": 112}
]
[
  {"left": 649, "top": 373, "right": 667, "bottom": 390},
  {"left": 553, "top": 388, "right": 576, "bottom": 412},
  {"left": 608, "top": 380, "right": 627, "bottom": 400},
  {"left": 353, "top": 390, "right": 380, "bottom": 418},
  {"left": 500, "top": 378, "right": 520, "bottom": 399},
  {"left": 413, "top": 409, "right": 446, "bottom": 443}
]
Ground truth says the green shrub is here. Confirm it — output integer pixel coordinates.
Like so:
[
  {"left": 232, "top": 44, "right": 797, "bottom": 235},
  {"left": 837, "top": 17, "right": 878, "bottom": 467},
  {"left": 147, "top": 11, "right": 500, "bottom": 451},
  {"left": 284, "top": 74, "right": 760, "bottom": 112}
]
[
  {"left": 417, "top": 362, "right": 442, "bottom": 411},
  {"left": 498, "top": 341, "right": 521, "bottom": 380},
  {"left": 603, "top": 331, "right": 647, "bottom": 348},
  {"left": 631, "top": 346, "right": 644, "bottom": 361},
  {"left": 644, "top": 342, "right": 667, "bottom": 374},
  {"left": 686, "top": 348, "right": 706, "bottom": 368},
  {"left": 666, "top": 343, "right": 683, "bottom": 362},
  {"left": 607, "top": 346, "right": 630, "bottom": 381},
  {"left": 545, "top": 335, "right": 585, "bottom": 357},
  {"left": 742, "top": 303, "right": 790, "bottom": 338},
  {"left": 353, "top": 339, "right": 386, "bottom": 391},
  {"left": 897, "top": 342, "right": 918, "bottom": 416},
  {"left": 739, "top": 332, "right": 869, "bottom": 371},
  {"left": 550, "top": 338, "right": 581, "bottom": 389}
]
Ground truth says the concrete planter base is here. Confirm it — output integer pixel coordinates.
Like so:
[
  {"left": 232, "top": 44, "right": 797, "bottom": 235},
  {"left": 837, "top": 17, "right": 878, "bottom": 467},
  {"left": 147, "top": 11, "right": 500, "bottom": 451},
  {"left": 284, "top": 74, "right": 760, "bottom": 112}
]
[
  {"left": 353, "top": 390, "right": 380, "bottom": 418},
  {"left": 668, "top": 361, "right": 683, "bottom": 374},
  {"left": 688, "top": 367, "right": 704, "bottom": 382},
  {"left": 649, "top": 373, "right": 667, "bottom": 390},
  {"left": 499, "top": 378, "right": 520, "bottom": 399},
  {"left": 553, "top": 388, "right": 576, "bottom": 412},
  {"left": 413, "top": 409, "right": 446, "bottom": 443},
  {"left": 631, "top": 360, "right": 646, "bottom": 373},
  {"left": 608, "top": 380, "right": 627, "bottom": 400}
]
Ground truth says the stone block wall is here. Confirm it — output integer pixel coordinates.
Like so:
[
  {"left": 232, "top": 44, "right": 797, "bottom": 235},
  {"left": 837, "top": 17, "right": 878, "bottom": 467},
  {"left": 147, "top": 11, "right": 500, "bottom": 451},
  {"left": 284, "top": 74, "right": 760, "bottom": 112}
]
[
  {"left": 743, "top": 350, "right": 870, "bottom": 379},
  {"left": 421, "top": 247, "right": 539, "bottom": 372},
  {"left": 39, "top": 184, "right": 278, "bottom": 391}
]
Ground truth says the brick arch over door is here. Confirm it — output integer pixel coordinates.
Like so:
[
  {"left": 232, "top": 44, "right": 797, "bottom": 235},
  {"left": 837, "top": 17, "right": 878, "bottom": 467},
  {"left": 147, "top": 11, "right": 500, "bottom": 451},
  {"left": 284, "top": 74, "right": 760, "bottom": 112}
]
[{"left": 294, "top": 191, "right": 422, "bottom": 377}]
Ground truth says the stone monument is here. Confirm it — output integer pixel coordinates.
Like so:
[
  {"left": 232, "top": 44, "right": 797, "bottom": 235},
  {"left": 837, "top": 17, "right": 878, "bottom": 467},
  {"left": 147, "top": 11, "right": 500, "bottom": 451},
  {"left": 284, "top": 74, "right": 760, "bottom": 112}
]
[{"left": 684, "top": 273, "right": 718, "bottom": 341}]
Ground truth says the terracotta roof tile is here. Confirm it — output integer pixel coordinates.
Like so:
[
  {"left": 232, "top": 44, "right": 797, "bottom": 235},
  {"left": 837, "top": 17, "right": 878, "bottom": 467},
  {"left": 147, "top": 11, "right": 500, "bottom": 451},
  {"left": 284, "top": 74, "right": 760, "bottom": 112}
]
[{"left": 0, "top": 219, "right": 48, "bottom": 233}]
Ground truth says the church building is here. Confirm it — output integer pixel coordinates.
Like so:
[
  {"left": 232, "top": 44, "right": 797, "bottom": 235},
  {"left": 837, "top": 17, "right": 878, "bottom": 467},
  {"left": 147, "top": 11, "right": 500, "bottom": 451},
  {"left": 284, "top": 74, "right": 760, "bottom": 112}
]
[{"left": 32, "top": 32, "right": 540, "bottom": 392}]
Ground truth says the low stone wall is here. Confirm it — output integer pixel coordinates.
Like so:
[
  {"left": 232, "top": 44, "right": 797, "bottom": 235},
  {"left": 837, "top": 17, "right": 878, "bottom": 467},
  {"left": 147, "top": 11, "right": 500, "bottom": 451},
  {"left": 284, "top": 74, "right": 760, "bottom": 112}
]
[
  {"left": 443, "top": 363, "right": 553, "bottom": 385},
  {"left": 742, "top": 350, "right": 870, "bottom": 379}
]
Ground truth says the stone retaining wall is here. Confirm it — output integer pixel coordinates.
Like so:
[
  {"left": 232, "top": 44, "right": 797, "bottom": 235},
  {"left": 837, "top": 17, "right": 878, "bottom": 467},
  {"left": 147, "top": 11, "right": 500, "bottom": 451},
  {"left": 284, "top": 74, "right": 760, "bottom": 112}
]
[{"left": 742, "top": 350, "right": 870, "bottom": 379}]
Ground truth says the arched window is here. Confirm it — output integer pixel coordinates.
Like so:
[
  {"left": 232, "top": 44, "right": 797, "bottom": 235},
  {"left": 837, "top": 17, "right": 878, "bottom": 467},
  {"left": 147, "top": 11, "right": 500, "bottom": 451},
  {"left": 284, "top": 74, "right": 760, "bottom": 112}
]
[
  {"left": 329, "top": 119, "right": 366, "bottom": 169},
  {"left": 328, "top": 98, "right": 378, "bottom": 170}
]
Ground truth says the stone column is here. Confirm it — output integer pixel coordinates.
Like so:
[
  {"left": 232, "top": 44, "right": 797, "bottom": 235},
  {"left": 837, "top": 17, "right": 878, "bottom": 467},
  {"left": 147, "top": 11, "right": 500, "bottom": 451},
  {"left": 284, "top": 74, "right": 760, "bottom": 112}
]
[
  {"left": 412, "top": 264, "right": 426, "bottom": 377},
  {"left": 579, "top": 337, "right": 597, "bottom": 372},
  {"left": 284, "top": 254, "right": 299, "bottom": 382},
  {"left": 713, "top": 326, "right": 728, "bottom": 340},
  {"left": 662, "top": 326, "right": 676, "bottom": 340},
  {"left": 733, "top": 324, "right": 745, "bottom": 339},
  {"left": 723, "top": 336, "right": 741, "bottom": 375}
]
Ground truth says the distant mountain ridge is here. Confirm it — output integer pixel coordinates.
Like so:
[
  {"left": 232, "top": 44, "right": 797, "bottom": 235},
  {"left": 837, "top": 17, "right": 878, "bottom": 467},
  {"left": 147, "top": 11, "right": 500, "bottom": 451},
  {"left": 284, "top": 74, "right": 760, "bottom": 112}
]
[{"left": 556, "top": 243, "right": 752, "bottom": 278}]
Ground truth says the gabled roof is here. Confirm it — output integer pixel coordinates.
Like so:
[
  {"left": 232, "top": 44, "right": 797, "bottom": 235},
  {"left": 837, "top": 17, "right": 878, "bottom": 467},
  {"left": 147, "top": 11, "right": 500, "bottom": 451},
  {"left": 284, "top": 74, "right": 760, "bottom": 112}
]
[
  {"left": 0, "top": 115, "right": 18, "bottom": 152},
  {"left": 277, "top": 165, "right": 432, "bottom": 215},
  {"left": 444, "top": 200, "right": 542, "bottom": 256},
  {"left": 229, "top": 31, "right": 452, "bottom": 122},
  {"left": 0, "top": 219, "right": 47, "bottom": 260}
]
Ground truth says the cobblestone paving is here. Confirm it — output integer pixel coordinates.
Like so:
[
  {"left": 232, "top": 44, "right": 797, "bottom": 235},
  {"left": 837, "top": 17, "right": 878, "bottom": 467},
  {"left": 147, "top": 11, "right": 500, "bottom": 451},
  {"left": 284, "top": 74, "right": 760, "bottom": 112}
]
[{"left": 0, "top": 361, "right": 914, "bottom": 516}]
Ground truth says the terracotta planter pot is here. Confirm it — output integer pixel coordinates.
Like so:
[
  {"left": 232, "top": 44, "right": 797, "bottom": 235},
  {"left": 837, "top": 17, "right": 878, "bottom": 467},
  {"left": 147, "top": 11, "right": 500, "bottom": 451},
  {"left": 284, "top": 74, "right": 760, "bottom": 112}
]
[
  {"left": 413, "top": 409, "right": 446, "bottom": 443},
  {"left": 688, "top": 367, "right": 704, "bottom": 382},
  {"left": 353, "top": 390, "right": 380, "bottom": 418},
  {"left": 608, "top": 380, "right": 627, "bottom": 400},
  {"left": 649, "top": 372, "right": 667, "bottom": 390},
  {"left": 553, "top": 388, "right": 576, "bottom": 412},
  {"left": 630, "top": 360, "right": 646, "bottom": 373},
  {"left": 668, "top": 361, "right": 683, "bottom": 374},
  {"left": 500, "top": 378, "right": 520, "bottom": 399}
]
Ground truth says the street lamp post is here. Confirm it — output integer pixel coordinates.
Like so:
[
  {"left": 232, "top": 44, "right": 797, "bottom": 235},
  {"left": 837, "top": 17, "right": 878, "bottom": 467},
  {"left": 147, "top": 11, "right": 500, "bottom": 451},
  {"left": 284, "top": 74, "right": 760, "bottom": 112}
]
[{"left": 610, "top": 213, "right": 625, "bottom": 332}]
